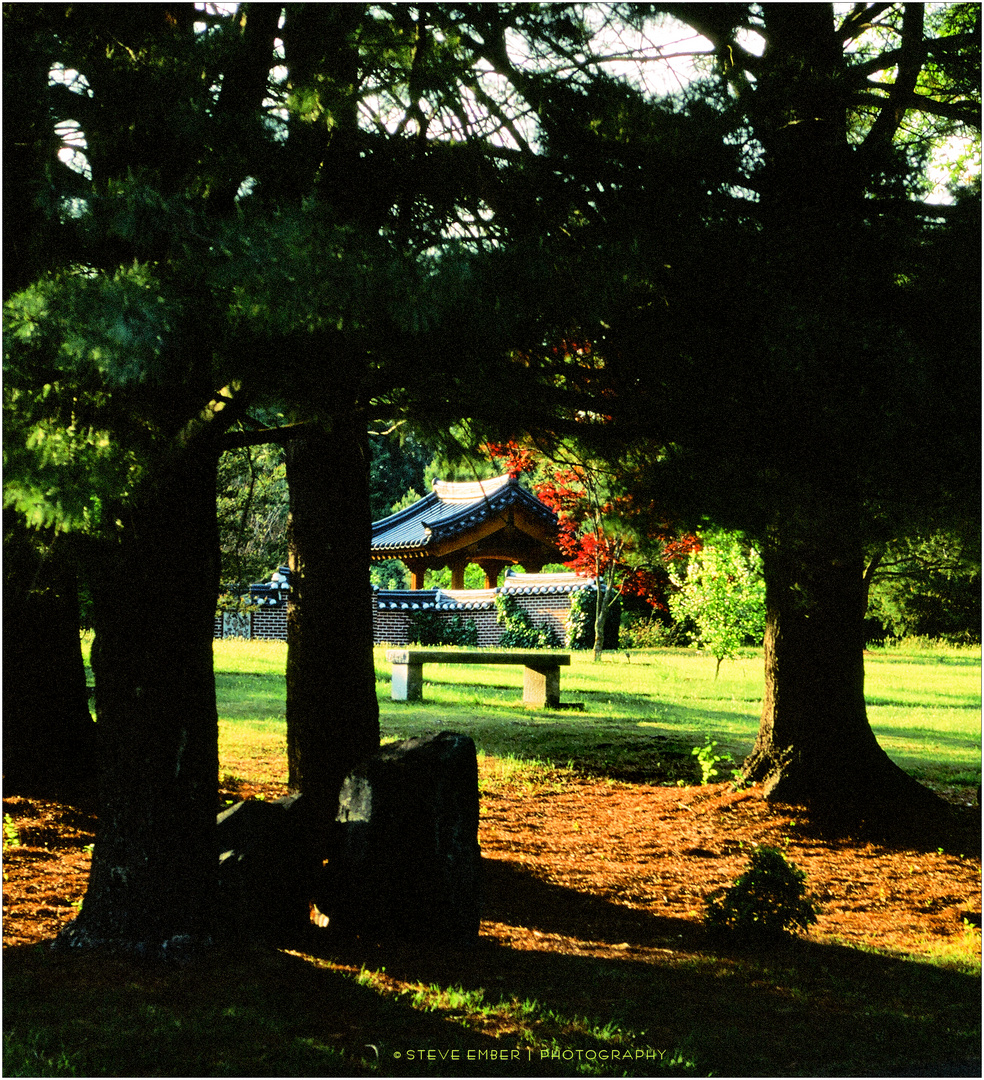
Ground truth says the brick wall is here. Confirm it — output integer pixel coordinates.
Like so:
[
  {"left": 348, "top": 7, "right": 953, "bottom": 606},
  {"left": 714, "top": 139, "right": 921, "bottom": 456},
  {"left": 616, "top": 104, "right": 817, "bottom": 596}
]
[
  {"left": 373, "top": 604, "right": 505, "bottom": 647},
  {"left": 372, "top": 583, "right": 584, "bottom": 647},
  {"left": 212, "top": 606, "right": 287, "bottom": 641},
  {"left": 251, "top": 606, "right": 288, "bottom": 640},
  {"left": 215, "top": 576, "right": 590, "bottom": 646}
]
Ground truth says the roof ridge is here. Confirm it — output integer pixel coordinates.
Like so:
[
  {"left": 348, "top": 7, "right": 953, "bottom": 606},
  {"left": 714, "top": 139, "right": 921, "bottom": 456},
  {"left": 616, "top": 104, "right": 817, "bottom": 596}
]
[{"left": 430, "top": 473, "right": 513, "bottom": 503}]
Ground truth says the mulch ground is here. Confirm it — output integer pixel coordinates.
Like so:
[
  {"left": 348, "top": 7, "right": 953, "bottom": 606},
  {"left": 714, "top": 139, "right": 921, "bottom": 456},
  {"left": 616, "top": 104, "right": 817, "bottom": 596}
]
[{"left": 3, "top": 771, "right": 980, "bottom": 962}]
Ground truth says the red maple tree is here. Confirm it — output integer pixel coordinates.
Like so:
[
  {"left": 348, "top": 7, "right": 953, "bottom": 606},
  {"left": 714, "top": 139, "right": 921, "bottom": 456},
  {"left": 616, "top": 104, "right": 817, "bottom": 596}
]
[{"left": 484, "top": 439, "right": 699, "bottom": 655}]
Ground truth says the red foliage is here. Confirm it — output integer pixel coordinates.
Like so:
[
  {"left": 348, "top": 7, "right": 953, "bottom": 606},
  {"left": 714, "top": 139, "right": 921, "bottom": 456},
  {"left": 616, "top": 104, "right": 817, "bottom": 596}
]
[
  {"left": 484, "top": 441, "right": 539, "bottom": 479},
  {"left": 661, "top": 533, "right": 703, "bottom": 562},
  {"left": 483, "top": 441, "right": 698, "bottom": 612}
]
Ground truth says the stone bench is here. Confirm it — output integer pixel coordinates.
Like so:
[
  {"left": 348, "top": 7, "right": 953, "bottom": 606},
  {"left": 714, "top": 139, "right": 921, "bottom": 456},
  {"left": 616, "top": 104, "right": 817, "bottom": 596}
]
[{"left": 385, "top": 648, "right": 571, "bottom": 708}]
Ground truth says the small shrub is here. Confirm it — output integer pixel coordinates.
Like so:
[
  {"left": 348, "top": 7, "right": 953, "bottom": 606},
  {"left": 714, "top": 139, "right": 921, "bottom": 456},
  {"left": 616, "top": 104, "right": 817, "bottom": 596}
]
[
  {"left": 691, "top": 736, "right": 735, "bottom": 784},
  {"left": 3, "top": 814, "right": 21, "bottom": 850},
  {"left": 406, "top": 610, "right": 478, "bottom": 646},
  {"left": 445, "top": 613, "right": 479, "bottom": 646},
  {"left": 405, "top": 610, "right": 443, "bottom": 645},
  {"left": 619, "top": 612, "right": 679, "bottom": 649},
  {"left": 704, "top": 845, "right": 821, "bottom": 940}
]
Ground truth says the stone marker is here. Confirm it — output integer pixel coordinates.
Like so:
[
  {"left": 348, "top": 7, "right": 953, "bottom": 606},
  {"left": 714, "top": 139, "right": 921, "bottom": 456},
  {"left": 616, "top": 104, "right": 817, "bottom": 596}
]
[
  {"left": 216, "top": 793, "right": 318, "bottom": 943},
  {"left": 321, "top": 731, "right": 482, "bottom": 946}
]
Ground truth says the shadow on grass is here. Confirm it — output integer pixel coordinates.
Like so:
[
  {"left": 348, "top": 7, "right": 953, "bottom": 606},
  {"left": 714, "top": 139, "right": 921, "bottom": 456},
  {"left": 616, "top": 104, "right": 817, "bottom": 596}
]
[
  {"left": 2, "top": 941, "right": 549, "bottom": 1078},
  {"left": 379, "top": 700, "right": 758, "bottom": 784},
  {"left": 866, "top": 723, "right": 981, "bottom": 751},
  {"left": 3, "top": 854, "right": 980, "bottom": 1078},
  {"left": 296, "top": 856, "right": 981, "bottom": 1078}
]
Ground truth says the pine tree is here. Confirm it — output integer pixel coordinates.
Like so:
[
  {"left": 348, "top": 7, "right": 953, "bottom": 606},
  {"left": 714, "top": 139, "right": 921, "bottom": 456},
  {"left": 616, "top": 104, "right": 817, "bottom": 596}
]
[{"left": 551, "top": 4, "right": 980, "bottom": 825}]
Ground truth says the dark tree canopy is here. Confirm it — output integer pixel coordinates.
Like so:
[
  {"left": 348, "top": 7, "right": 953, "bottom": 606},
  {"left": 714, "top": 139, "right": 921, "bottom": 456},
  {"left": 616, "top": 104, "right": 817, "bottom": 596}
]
[
  {"left": 536, "top": 3, "right": 980, "bottom": 824},
  {"left": 1, "top": 2, "right": 628, "bottom": 953}
]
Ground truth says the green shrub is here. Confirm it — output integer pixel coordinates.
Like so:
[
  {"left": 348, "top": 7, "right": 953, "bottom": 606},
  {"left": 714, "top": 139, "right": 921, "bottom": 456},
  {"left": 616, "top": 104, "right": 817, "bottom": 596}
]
[
  {"left": 215, "top": 591, "right": 258, "bottom": 617},
  {"left": 406, "top": 610, "right": 478, "bottom": 646},
  {"left": 691, "top": 736, "right": 736, "bottom": 784},
  {"left": 565, "top": 585, "right": 619, "bottom": 650},
  {"left": 3, "top": 814, "right": 21, "bottom": 850},
  {"left": 704, "top": 845, "right": 821, "bottom": 940},
  {"left": 620, "top": 612, "right": 680, "bottom": 649},
  {"left": 495, "top": 592, "right": 559, "bottom": 648},
  {"left": 444, "top": 613, "right": 479, "bottom": 646}
]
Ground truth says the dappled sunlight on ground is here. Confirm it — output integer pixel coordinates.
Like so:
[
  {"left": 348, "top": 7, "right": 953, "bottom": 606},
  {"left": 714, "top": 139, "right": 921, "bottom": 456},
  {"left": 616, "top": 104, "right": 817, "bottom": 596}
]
[{"left": 3, "top": 764, "right": 979, "bottom": 966}]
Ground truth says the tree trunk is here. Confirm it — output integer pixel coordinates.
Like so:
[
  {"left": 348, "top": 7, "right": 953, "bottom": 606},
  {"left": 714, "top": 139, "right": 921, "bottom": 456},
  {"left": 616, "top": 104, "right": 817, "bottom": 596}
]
[
  {"left": 285, "top": 415, "right": 380, "bottom": 820},
  {"left": 2, "top": 516, "right": 97, "bottom": 800},
  {"left": 739, "top": 8, "right": 947, "bottom": 831},
  {"left": 57, "top": 447, "right": 221, "bottom": 956},
  {"left": 591, "top": 582, "right": 620, "bottom": 660},
  {"left": 742, "top": 534, "right": 945, "bottom": 824},
  {"left": 592, "top": 589, "right": 607, "bottom": 662}
]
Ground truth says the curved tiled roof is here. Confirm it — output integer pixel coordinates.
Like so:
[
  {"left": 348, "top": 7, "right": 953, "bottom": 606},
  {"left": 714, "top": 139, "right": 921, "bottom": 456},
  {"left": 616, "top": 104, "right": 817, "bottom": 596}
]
[
  {"left": 502, "top": 570, "right": 589, "bottom": 591},
  {"left": 374, "top": 575, "right": 595, "bottom": 611},
  {"left": 371, "top": 474, "right": 558, "bottom": 553}
]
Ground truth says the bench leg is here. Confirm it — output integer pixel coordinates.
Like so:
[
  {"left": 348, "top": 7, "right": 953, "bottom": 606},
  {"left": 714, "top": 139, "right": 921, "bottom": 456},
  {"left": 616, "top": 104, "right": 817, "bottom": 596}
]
[
  {"left": 523, "top": 665, "right": 560, "bottom": 708},
  {"left": 391, "top": 663, "right": 424, "bottom": 702}
]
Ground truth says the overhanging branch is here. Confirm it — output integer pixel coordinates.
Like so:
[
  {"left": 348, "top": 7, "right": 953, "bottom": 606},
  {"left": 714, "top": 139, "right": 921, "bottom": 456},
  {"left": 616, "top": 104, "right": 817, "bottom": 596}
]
[{"left": 216, "top": 421, "right": 322, "bottom": 452}]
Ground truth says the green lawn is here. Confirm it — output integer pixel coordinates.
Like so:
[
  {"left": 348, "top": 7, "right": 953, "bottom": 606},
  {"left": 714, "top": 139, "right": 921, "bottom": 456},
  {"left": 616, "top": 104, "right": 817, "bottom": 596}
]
[{"left": 208, "top": 639, "right": 982, "bottom": 790}]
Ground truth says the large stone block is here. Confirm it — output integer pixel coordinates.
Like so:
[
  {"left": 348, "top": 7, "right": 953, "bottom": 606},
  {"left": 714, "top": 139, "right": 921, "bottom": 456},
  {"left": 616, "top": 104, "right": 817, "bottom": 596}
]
[
  {"left": 216, "top": 793, "right": 319, "bottom": 943},
  {"left": 322, "top": 731, "right": 482, "bottom": 946}
]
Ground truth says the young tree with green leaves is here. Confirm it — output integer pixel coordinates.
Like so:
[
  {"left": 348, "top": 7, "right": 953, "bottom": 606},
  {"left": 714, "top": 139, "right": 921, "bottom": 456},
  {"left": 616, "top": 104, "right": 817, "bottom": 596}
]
[{"left": 668, "top": 531, "right": 766, "bottom": 678}]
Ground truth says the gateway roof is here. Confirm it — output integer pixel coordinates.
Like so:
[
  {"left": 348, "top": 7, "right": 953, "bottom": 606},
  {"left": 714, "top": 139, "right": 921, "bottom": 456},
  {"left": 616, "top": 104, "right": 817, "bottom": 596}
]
[{"left": 371, "top": 474, "right": 558, "bottom": 554}]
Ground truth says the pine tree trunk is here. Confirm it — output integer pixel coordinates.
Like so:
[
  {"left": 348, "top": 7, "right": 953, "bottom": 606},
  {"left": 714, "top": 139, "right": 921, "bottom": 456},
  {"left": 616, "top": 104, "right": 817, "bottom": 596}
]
[
  {"left": 742, "top": 534, "right": 944, "bottom": 824},
  {"left": 57, "top": 447, "right": 221, "bottom": 956},
  {"left": 739, "top": 9, "right": 947, "bottom": 830},
  {"left": 2, "top": 518, "right": 97, "bottom": 799},
  {"left": 285, "top": 416, "right": 380, "bottom": 820}
]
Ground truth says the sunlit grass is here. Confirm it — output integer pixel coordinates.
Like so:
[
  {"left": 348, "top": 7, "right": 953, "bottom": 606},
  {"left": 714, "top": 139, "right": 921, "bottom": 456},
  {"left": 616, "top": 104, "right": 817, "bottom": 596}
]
[{"left": 202, "top": 638, "right": 981, "bottom": 791}]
